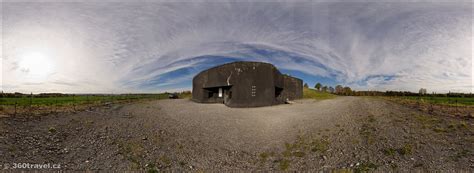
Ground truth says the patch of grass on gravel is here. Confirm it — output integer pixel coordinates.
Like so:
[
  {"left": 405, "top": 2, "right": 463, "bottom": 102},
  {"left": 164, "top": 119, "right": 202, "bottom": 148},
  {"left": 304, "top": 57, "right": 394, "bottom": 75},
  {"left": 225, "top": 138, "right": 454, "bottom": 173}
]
[
  {"left": 383, "top": 148, "right": 396, "bottom": 156},
  {"left": 450, "top": 149, "right": 470, "bottom": 162},
  {"left": 414, "top": 114, "right": 440, "bottom": 129},
  {"left": 432, "top": 127, "right": 448, "bottom": 133},
  {"left": 368, "top": 115, "right": 377, "bottom": 123},
  {"left": 159, "top": 155, "right": 172, "bottom": 167},
  {"left": 384, "top": 144, "right": 415, "bottom": 156},
  {"left": 354, "top": 162, "right": 378, "bottom": 173},
  {"left": 310, "top": 139, "right": 329, "bottom": 153},
  {"left": 259, "top": 152, "right": 270, "bottom": 163},
  {"left": 333, "top": 168, "right": 353, "bottom": 173},
  {"left": 360, "top": 123, "right": 376, "bottom": 145},
  {"left": 413, "top": 163, "right": 424, "bottom": 168},
  {"left": 351, "top": 138, "right": 360, "bottom": 144},
  {"left": 279, "top": 159, "right": 290, "bottom": 170},
  {"left": 448, "top": 121, "right": 469, "bottom": 130},
  {"left": 8, "top": 146, "right": 17, "bottom": 152},
  {"left": 359, "top": 114, "right": 378, "bottom": 145},
  {"left": 390, "top": 163, "right": 398, "bottom": 170},
  {"left": 293, "top": 151, "right": 306, "bottom": 157},
  {"left": 282, "top": 135, "right": 311, "bottom": 158},
  {"left": 84, "top": 120, "right": 95, "bottom": 127},
  {"left": 48, "top": 126, "right": 57, "bottom": 133},
  {"left": 414, "top": 114, "right": 470, "bottom": 134},
  {"left": 118, "top": 140, "right": 145, "bottom": 169},
  {"left": 178, "top": 161, "right": 186, "bottom": 166},
  {"left": 283, "top": 143, "right": 295, "bottom": 157},
  {"left": 431, "top": 120, "right": 468, "bottom": 133},
  {"left": 458, "top": 121, "right": 468, "bottom": 129},
  {"left": 146, "top": 163, "right": 158, "bottom": 173},
  {"left": 398, "top": 144, "right": 413, "bottom": 155},
  {"left": 263, "top": 135, "right": 331, "bottom": 170},
  {"left": 303, "top": 88, "right": 336, "bottom": 100}
]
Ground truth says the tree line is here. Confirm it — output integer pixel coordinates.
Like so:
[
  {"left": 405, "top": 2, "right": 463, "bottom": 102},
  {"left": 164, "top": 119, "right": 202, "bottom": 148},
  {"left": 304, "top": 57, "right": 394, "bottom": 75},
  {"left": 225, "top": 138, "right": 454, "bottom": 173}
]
[
  {"left": 304, "top": 82, "right": 353, "bottom": 95},
  {"left": 304, "top": 83, "right": 474, "bottom": 97}
]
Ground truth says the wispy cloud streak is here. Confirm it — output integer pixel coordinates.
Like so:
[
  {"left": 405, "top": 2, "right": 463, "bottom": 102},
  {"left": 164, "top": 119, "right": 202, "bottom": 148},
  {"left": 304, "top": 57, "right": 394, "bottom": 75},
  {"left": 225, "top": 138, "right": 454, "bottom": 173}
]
[{"left": 2, "top": 1, "right": 472, "bottom": 93}]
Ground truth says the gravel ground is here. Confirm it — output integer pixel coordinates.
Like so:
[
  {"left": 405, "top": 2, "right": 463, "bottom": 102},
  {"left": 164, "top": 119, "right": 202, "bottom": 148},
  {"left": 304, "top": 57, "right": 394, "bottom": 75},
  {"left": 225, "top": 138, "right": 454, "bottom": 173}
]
[{"left": 0, "top": 97, "right": 473, "bottom": 171}]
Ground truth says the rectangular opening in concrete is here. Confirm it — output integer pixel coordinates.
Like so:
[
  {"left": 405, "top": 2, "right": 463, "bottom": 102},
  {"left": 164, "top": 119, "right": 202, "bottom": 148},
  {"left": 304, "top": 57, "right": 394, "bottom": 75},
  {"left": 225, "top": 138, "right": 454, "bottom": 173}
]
[{"left": 275, "top": 87, "right": 283, "bottom": 98}]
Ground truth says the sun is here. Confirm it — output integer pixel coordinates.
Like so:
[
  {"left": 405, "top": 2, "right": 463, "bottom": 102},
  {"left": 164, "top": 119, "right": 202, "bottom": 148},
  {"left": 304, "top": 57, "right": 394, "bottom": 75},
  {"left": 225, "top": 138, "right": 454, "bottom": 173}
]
[{"left": 18, "top": 51, "right": 55, "bottom": 80}]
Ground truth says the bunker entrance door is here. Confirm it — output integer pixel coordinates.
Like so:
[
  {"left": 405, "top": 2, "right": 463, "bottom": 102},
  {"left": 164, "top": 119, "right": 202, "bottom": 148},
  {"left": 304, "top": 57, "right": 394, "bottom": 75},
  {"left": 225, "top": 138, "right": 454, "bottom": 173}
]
[
  {"left": 275, "top": 87, "right": 283, "bottom": 98},
  {"left": 204, "top": 86, "right": 232, "bottom": 104}
]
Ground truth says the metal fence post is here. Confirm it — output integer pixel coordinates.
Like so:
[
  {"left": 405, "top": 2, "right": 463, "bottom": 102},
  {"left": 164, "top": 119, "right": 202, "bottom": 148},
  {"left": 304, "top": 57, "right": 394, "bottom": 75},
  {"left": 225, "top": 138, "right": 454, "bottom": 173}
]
[
  {"left": 55, "top": 97, "right": 58, "bottom": 113},
  {"left": 455, "top": 99, "right": 458, "bottom": 114},
  {"left": 87, "top": 95, "right": 90, "bottom": 110},
  {"left": 30, "top": 92, "right": 33, "bottom": 115},
  {"left": 450, "top": 99, "right": 453, "bottom": 113},
  {"left": 14, "top": 101, "right": 17, "bottom": 116},
  {"left": 73, "top": 94, "right": 76, "bottom": 111}
]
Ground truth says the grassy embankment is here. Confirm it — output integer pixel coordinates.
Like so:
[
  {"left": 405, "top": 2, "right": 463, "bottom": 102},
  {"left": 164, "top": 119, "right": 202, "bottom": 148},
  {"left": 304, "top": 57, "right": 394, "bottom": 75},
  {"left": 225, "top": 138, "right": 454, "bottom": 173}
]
[{"left": 303, "top": 88, "right": 336, "bottom": 100}]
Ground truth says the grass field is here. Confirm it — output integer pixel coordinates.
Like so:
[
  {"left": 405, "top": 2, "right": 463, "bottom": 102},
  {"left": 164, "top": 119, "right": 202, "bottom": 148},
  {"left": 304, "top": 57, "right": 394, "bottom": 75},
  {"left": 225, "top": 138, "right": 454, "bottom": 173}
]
[
  {"left": 303, "top": 88, "right": 337, "bottom": 100},
  {"left": 388, "top": 96, "right": 474, "bottom": 106},
  {"left": 0, "top": 94, "right": 170, "bottom": 106}
]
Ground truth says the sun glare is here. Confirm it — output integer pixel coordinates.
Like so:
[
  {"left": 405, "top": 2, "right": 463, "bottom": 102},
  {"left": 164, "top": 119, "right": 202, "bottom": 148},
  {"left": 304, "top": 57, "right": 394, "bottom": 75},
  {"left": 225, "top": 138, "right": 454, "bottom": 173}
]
[{"left": 18, "top": 52, "right": 55, "bottom": 80}]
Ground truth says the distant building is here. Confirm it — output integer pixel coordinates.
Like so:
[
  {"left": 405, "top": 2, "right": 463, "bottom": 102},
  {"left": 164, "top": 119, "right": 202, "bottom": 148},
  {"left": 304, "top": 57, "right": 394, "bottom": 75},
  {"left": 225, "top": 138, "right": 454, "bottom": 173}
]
[{"left": 192, "top": 61, "right": 303, "bottom": 107}]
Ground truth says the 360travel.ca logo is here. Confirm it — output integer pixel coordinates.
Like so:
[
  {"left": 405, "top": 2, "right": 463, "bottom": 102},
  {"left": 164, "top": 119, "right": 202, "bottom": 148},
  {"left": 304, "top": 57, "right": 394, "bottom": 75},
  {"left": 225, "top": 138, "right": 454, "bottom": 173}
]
[{"left": 2, "top": 163, "right": 61, "bottom": 169}]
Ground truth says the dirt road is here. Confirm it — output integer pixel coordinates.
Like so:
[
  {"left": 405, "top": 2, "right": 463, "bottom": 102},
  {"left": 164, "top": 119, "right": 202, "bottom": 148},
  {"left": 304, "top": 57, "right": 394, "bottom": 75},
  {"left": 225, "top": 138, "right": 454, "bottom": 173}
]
[{"left": 1, "top": 97, "right": 472, "bottom": 171}]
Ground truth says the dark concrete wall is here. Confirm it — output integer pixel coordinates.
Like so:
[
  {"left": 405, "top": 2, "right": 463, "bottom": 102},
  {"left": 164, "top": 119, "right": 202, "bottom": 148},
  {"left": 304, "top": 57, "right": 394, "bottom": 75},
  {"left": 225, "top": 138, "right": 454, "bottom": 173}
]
[
  {"left": 281, "top": 75, "right": 303, "bottom": 101},
  {"left": 192, "top": 61, "right": 302, "bottom": 107}
]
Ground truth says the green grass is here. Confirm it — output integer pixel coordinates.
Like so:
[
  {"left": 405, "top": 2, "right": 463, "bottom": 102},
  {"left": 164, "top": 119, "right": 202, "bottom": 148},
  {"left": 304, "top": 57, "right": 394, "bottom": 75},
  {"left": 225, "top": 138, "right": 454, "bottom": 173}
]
[
  {"left": 450, "top": 149, "right": 470, "bottom": 161},
  {"left": 383, "top": 148, "right": 396, "bottom": 156},
  {"left": 354, "top": 162, "right": 378, "bottom": 173},
  {"left": 259, "top": 152, "right": 270, "bottom": 162},
  {"left": 279, "top": 159, "right": 290, "bottom": 171},
  {"left": 117, "top": 139, "right": 145, "bottom": 169},
  {"left": 310, "top": 139, "right": 329, "bottom": 153},
  {"left": 391, "top": 96, "right": 474, "bottom": 106},
  {"left": 398, "top": 144, "right": 413, "bottom": 155},
  {"left": 48, "top": 126, "right": 57, "bottom": 133},
  {"left": 303, "top": 88, "right": 336, "bottom": 100},
  {"left": 414, "top": 114, "right": 442, "bottom": 129},
  {"left": 0, "top": 94, "right": 169, "bottom": 106}
]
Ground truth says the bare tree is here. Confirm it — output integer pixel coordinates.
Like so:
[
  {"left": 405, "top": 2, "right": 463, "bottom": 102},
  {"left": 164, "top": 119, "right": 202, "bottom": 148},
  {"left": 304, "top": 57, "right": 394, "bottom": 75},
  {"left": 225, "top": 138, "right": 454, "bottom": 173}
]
[{"left": 419, "top": 88, "right": 427, "bottom": 95}]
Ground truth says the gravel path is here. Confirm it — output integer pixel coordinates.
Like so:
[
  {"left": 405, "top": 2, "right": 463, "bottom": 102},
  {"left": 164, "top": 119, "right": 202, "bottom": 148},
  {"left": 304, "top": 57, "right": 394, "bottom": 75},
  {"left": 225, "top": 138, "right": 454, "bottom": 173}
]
[{"left": 1, "top": 97, "right": 472, "bottom": 171}]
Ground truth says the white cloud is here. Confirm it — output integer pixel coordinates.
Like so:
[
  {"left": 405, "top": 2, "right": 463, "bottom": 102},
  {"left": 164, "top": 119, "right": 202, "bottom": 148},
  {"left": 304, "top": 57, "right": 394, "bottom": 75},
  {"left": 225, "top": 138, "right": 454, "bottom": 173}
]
[{"left": 2, "top": 1, "right": 472, "bottom": 93}]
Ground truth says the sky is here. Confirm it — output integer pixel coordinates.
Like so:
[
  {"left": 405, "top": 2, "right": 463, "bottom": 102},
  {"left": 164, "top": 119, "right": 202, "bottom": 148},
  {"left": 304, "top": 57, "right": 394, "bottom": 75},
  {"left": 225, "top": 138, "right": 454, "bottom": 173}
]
[{"left": 1, "top": 0, "right": 473, "bottom": 93}]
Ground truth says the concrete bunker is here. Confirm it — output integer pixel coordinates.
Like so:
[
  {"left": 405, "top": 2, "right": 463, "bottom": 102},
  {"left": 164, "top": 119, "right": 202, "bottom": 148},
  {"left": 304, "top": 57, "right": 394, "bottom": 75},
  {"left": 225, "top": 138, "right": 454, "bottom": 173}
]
[{"left": 192, "top": 61, "right": 303, "bottom": 107}]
